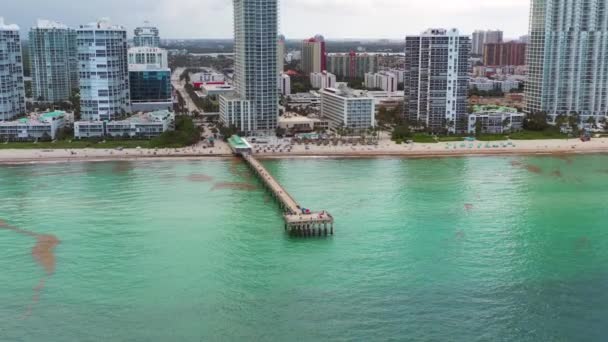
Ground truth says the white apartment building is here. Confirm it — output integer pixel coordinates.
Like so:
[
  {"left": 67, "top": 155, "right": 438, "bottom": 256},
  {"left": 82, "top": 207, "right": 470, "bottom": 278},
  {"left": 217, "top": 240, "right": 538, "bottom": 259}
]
[
  {"left": 470, "top": 77, "right": 520, "bottom": 93},
  {"left": 77, "top": 19, "right": 130, "bottom": 121},
  {"left": 468, "top": 106, "right": 525, "bottom": 134},
  {"left": 310, "top": 71, "right": 336, "bottom": 90},
  {"left": 29, "top": 19, "right": 78, "bottom": 102},
  {"left": 219, "top": 93, "right": 252, "bottom": 132},
  {"left": 278, "top": 73, "right": 291, "bottom": 96},
  {"left": 526, "top": 0, "right": 608, "bottom": 120},
  {"left": 404, "top": 28, "right": 470, "bottom": 133},
  {"left": 133, "top": 22, "right": 160, "bottom": 48},
  {"left": 365, "top": 72, "right": 398, "bottom": 92},
  {"left": 320, "top": 86, "right": 375, "bottom": 131},
  {"left": 0, "top": 18, "right": 26, "bottom": 121},
  {"left": 221, "top": 0, "right": 278, "bottom": 134},
  {"left": 128, "top": 46, "right": 168, "bottom": 69}
]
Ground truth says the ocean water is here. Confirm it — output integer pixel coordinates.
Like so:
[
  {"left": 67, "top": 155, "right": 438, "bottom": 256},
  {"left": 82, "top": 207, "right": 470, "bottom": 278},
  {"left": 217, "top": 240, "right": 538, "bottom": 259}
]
[{"left": 1, "top": 155, "right": 607, "bottom": 341}]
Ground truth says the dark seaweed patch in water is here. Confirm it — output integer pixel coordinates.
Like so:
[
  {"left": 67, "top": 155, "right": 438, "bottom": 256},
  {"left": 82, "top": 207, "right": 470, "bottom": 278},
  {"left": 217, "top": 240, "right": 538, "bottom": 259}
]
[
  {"left": 525, "top": 164, "right": 543, "bottom": 174},
  {"left": 575, "top": 236, "right": 590, "bottom": 250},
  {"left": 187, "top": 174, "right": 214, "bottom": 182},
  {"left": 112, "top": 162, "right": 134, "bottom": 174},
  {"left": 551, "top": 170, "right": 563, "bottom": 178},
  {"left": 0, "top": 220, "right": 59, "bottom": 319},
  {"left": 229, "top": 158, "right": 252, "bottom": 179},
  {"left": 212, "top": 182, "right": 257, "bottom": 191},
  {"left": 554, "top": 155, "right": 574, "bottom": 164}
]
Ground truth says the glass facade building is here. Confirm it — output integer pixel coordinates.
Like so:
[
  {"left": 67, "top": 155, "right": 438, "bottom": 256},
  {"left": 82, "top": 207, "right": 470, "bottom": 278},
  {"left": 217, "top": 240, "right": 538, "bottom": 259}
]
[
  {"left": 525, "top": 0, "right": 608, "bottom": 119},
  {"left": 129, "top": 70, "right": 171, "bottom": 104},
  {"left": 0, "top": 18, "right": 26, "bottom": 121},
  {"left": 29, "top": 20, "right": 78, "bottom": 102}
]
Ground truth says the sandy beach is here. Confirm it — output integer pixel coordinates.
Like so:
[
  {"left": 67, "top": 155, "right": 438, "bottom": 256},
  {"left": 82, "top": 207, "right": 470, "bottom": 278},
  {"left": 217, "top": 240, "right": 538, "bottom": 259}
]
[{"left": 0, "top": 137, "right": 607, "bottom": 164}]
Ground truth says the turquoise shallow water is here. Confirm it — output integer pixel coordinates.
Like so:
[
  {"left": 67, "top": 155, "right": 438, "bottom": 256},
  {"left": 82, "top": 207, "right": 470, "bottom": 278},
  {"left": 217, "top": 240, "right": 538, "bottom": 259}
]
[{"left": 1, "top": 155, "right": 608, "bottom": 341}]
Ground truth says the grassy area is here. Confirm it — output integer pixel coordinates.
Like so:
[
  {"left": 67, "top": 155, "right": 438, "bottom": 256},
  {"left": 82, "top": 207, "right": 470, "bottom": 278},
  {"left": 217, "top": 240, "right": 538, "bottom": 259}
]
[
  {"left": 476, "top": 134, "right": 510, "bottom": 141},
  {"left": 508, "top": 129, "right": 570, "bottom": 140},
  {"left": 411, "top": 134, "right": 464, "bottom": 143},
  {"left": 0, "top": 140, "right": 152, "bottom": 150}
]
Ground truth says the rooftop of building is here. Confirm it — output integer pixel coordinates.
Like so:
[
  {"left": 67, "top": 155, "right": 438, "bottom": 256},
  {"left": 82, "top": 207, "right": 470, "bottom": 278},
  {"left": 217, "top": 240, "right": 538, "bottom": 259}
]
[
  {"left": 201, "top": 83, "right": 234, "bottom": 90},
  {"left": 0, "top": 111, "right": 66, "bottom": 126},
  {"left": 219, "top": 92, "right": 243, "bottom": 101},
  {"left": 128, "top": 46, "right": 167, "bottom": 53},
  {"left": 128, "top": 64, "right": 171, "bottom": 72},
  {"left": 287, "top": 91, "right": 321, "bottom": 99},
  {"left": 0, "top": 17, "right": 19, "bottom": 31},
  {"left": 76, "top": 111, "right": 173, "bottom": 125},
  {"left": 228, "top": 135, "right": 251, "bottom": 149},
  {"left": 472, "top": 105, "right": 519, "bottom": 114},
  {"left": 33, "top": 19, "right": 68, "bottom": 30},
  {"left": 79, "top": 18, "right": 125, "bottom": 31},
  {"left": 279, "top": 113, "right": 324, "bottom": 123},
  {"left": 109, "top": 110, "right": 173, "bottom": 124},
  {"left": 323, "top": 87, "right": 375, "bottom": 99}
]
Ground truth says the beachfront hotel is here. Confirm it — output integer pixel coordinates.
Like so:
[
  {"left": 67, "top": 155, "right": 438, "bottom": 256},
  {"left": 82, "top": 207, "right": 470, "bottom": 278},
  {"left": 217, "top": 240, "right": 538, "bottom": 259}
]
[
  {"left": 74, "top": 110, "right": 173, "bottom": 139},
  {"left": 0, "top": 18, "right": 26, "bottom": 121},
  {"left": 77, "top": 19, "right": 131, "bottom": 121},
  {"left": 404, "top": 28, "right": 470, "bottom": 133},
  {"left": 219, "top": 0, "right": 279, "bottom": 135},
  {"left": 0, "top": 111, "right": 67, "bottom": 141},
  {"left": 525, "top": 0, "right": 608, "bottom": 120},
  {"left": 320, "top": 85, "right": 375, "bottom": 131},
  {"left": 29, "top": 20, "right": 79, "bottom": 103}
]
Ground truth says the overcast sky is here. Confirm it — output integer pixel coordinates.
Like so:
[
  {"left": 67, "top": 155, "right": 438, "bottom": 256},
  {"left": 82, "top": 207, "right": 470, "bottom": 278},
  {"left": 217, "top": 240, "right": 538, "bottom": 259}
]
[{"left": 4, "top": 0, "right": 530, "bottom": 39}]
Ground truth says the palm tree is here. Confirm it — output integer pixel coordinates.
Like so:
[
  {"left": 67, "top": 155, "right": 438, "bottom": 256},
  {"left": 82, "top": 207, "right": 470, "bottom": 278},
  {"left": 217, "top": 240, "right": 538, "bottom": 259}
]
[
  {"left": 586, "top": 116, "right": 597, "bottom": 129},
  {"left": 502, "top": 117, "right": 511, "bottom": 134}
]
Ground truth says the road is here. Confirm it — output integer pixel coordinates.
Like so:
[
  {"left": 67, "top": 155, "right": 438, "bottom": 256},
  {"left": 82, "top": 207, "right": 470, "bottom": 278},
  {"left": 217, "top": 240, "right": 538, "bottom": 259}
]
[{"left": 171, "top": 67, "right": 199, "bottom": 114}]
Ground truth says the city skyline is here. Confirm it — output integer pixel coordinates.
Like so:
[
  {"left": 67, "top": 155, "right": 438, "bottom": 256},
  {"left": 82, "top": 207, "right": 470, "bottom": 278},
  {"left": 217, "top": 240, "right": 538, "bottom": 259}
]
[{"left": 4, "top": 0, "right": 530, "bottom": 39}]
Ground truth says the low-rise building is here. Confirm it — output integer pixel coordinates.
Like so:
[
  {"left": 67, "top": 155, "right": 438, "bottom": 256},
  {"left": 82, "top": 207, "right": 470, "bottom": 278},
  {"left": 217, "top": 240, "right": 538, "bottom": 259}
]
[
  {"left": 470, "top": 77, "right": 520, "bottom": 93},
  {"left": 219, "top": 92, "right": 252, "bottom": 132},
  {"left": 0, "top": 111, "right": 66, "bottom": 141},
  {"left": 365, "top": 91, "right": 405, "bottom": 112},
  {"left": 286, "top": 91, "right": 321, "bottom": 111},
  {"left": 278, "top": 113, "right": 329, "bottom": 134},
  {"left": 364, "top": 72, "right": 398, "bottom": 92},
  {"left": 310, "top": 71, "right": 336, "bottom": 90},
  {"left": 191, "top": 70, "right": 224, "bottom": 83},
  {"left": 468, "top": 105, "right": 524, "bottom": 134},
  {"left": 200, "top": 82, "right": 235, "bottom": 97},
  {"left": 320, "top": 86, "right": 375, "bottom": 131},
  {"left": 74, "top": 110, "right": 174, "bottom": 139}
]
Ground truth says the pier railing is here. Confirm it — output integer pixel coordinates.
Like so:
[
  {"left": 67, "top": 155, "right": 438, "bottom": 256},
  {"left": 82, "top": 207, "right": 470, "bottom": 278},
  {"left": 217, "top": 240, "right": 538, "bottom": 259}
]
[{"left": 241, "top": 153, "right": 334, "bottom": 237}]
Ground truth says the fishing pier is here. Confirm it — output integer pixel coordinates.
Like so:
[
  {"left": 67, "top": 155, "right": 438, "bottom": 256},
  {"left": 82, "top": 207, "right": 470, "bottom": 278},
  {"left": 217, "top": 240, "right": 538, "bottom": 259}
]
[{"left": 229, "top": 135, "right": 334, "bottom": 237}]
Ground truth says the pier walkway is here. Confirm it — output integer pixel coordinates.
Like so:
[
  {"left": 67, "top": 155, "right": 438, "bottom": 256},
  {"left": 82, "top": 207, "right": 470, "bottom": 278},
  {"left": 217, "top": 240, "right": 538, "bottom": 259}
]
[{"left": 241, "top": 153, "right": 334, "bottom": 237}]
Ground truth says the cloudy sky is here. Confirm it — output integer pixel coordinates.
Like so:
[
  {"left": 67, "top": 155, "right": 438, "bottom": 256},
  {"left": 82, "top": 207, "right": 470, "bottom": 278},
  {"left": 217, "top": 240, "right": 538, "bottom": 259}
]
[{"left": 4, "top": 0, "right": 530, "bottom": 39}]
